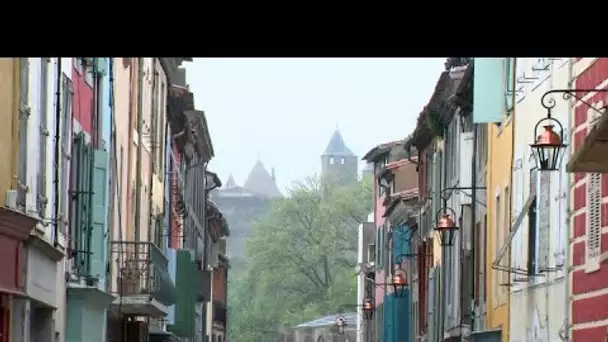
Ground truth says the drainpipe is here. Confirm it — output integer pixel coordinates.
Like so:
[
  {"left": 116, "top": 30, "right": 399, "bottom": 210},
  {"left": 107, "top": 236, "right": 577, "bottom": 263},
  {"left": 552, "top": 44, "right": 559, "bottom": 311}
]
[
  {"left": 53, "top": 58, "right": 62, "bottom": 247},
  {"left": 563, "top": 57, "right": 574, "bottom": 342},
  {"left": 148, "top": 59, "right": 157, "bottom": 245},
  {"left": 506, "top": 58, "right": 517, "bottom": 342},
  {"left": 134, "top": 58, "right": 144, "bottom": 243},
  {"left": 461, "top": 119, "right": 478, "bottom": 342}
]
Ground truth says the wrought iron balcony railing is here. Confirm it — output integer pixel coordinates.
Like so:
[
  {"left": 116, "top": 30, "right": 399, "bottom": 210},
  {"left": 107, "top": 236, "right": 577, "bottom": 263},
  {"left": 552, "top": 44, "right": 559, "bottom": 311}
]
[{"left": 110, "top": 240, "right": 176, "bottom": 305}]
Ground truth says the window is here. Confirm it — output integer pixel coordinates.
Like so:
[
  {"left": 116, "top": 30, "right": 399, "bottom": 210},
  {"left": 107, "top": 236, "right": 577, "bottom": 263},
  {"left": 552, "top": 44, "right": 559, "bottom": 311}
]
[
  {"left": 340, "top": 157, "right": 345, "bottom": 165},
  {"left": 83, "top": 58, "right": 94, "bottom": 87},
  {"left": 60, "top": 74, "right": 73, "bottom": 235},
  {"left": 586, "top": 173, "right": 602, "bottom": 273},
  {"left": 38, "top": 58, "right": 49, "bottom": 218},
  {"left": 493, "top": 193, "right": 500, "bottom": 306},
  {"left": 329, "top": 157, "right": 334, "bottom": 165},
  {"left": 73, "top": 58, "right": 83, "bottom": 74}
]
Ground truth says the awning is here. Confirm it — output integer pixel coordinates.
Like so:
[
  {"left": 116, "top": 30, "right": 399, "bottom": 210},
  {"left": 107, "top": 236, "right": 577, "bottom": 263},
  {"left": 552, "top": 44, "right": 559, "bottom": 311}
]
[
  {"left": 492, "top": 193, "right": 536, "bottom": 275},
  {"left": 567, "top": 113, "right": 608, "bottom": 173}
]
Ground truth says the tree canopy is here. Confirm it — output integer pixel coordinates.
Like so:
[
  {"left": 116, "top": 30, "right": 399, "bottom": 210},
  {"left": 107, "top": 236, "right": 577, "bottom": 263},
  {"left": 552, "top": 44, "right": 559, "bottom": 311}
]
[{"left": 228, "top": 174, "right": 373, "bottom": 341}]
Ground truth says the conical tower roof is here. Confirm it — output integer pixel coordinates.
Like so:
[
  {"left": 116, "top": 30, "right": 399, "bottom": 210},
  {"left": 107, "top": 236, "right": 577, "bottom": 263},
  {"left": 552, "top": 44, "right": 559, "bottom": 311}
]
[
  {"left": 225, "top": 174, "right": 236, "bottom": 188},
  {"left": 243, "top": 160, "right": 282, "bottom": 198},
  {"left": 322, "top": 129, "right": 355, "bottom": 157}
]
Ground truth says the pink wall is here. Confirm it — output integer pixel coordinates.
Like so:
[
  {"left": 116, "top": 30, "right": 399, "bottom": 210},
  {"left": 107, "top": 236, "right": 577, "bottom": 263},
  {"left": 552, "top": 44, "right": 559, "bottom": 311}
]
[
  {"left": 72, "top": 66, "right": 93, "bottom": 135},
  {"left": 374, "top": 163, "right": 387, "bottom": 306}
]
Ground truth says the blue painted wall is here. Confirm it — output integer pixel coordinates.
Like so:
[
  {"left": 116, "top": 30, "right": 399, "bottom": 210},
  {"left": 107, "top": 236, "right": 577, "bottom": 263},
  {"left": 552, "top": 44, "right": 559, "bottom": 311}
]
[{"left": 382, "top": 224, "right": 413, "bottom": 342}]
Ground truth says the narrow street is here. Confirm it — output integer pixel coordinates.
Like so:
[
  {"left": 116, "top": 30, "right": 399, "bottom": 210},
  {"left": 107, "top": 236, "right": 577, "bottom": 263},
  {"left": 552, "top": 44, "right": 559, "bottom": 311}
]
[{"left": 0, "top": 58, "right": 603, "bottom": 342}]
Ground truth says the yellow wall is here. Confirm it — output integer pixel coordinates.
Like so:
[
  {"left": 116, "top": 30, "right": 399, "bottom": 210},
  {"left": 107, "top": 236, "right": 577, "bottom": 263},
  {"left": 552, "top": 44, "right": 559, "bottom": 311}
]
[
  {"left": 0, "top": 58, "right": 20, "bottom": 199},
  {"left": 486, "top": 117, "right": 513, "bottom": 342}
]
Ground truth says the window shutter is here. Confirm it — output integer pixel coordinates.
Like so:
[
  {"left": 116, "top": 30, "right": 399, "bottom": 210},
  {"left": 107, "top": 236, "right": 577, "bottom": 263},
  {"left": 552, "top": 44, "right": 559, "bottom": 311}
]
[
  {"left": 89, "top": 149, "right": 109, "bottom": 285},
  {"left": 376, "top": 229, "right": 381, "bottom": 269},
  {"left": 586, "top": 173, "right": 602, "bottom": 273},
  {"left": 538, "top": 172, "right": 551, "bottom": 272},
  {"left": 428, "top": 269, "right": 436, "bottom": 342},
  {"left": 71, "top": 133, "right": 93, "bottom": 277}
]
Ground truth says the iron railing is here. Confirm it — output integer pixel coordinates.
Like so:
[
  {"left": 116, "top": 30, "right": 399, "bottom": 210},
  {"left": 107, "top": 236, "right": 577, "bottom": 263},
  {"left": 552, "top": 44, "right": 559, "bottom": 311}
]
[{"left": 110, "top": 240, "right": 169, "bottom": 297}]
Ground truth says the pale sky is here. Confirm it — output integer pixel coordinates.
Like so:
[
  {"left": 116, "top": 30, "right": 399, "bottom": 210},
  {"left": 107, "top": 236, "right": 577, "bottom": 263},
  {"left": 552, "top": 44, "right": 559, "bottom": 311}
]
[{"left": 186, "top": 58, "right": 446, "bottom": 192}]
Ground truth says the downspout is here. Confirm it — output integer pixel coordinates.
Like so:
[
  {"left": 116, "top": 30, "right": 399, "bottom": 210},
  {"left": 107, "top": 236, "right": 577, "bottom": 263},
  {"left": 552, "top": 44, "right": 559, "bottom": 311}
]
[
  {"left": 563, "top": 57, "right": 574, "bottom": 342},
  {"left": 506, "top": 58, "right": 517, "bottom": 342},
  {"left": 167, "top": 124, "right": 173, "bottom": 249},
  {"left": 202, "top": 161, "right": 210, "bottom": 340},
  {"left": 53, "top": 58, "right": 62, "bottom": 247},
  {"left": 134, "top": 58, "right": 144, "bottom": 243}
]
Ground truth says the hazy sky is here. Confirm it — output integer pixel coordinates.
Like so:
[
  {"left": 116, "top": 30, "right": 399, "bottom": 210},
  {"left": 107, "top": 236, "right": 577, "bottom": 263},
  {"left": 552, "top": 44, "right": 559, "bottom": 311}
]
[{"left": 186, "top": 58, "right": 446, "bottom": 192}]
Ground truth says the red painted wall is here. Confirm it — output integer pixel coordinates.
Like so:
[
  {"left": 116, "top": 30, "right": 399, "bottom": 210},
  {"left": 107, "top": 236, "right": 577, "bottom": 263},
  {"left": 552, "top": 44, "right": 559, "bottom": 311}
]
[
  {"left": 72, "top": 65, "right": 94, "bottom": 135},
  {"left": 0, "top": 235, "right": 23, "bottom": 294},
  {"left": 571, "top": 58, "right": 608, "bottom": 337}
]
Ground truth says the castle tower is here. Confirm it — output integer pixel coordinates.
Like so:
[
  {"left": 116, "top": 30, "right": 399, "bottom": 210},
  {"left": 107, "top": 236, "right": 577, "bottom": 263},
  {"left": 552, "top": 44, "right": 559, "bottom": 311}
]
[{"left": 321, "top": 129, "right": 358, "bottom": 185}]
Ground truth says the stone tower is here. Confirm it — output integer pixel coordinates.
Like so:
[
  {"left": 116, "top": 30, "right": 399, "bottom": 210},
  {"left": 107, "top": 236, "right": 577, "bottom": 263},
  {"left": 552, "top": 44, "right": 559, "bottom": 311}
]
[
  {"left": 321, "top": 129, "right": 358, "bottom": 185},
  {"left": 211, "top": 160, "right": 282, "bottom": 274}
]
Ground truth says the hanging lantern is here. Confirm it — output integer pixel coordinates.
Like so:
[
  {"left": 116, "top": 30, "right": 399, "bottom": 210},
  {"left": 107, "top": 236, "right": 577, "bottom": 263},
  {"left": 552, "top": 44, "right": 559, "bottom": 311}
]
[
  {"left": 530, "top": 123, "right": 567, "bottom": 171},
  {"left": 435, "top": 212, "right": 458, "bottom": 247},
  {"left": 335, "top": 315, "right": 347, "bottom": 335},
  {"left": 391, "top": 268, "right": 408, "bottom": 298},
  {"left": 362, "top": 298, "right": 375, "bottom": 320}
]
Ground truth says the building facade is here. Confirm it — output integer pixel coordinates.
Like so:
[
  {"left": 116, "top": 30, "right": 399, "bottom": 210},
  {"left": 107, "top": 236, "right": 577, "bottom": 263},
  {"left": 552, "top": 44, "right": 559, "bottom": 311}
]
[
  {"left": 505, "top": 58, "right": 571, "bottom": 342},
  {"left": 565, "top": 57, "right": 608, "bottom": 341}
]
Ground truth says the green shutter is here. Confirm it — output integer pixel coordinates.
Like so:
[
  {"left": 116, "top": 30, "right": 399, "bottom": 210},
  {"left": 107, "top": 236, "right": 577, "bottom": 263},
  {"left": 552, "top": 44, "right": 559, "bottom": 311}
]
[
  {"left": 170, "top": 249, "right": 196, "bottom": 337},
  {"left": 90, "top": 149, "right": 109, "bottom": 285},
  {"left": 71, "top": 133, "right": 93, "bottom": 277},
  {"left": 93, "top": 58, "right": 108, "bottom": 76}
]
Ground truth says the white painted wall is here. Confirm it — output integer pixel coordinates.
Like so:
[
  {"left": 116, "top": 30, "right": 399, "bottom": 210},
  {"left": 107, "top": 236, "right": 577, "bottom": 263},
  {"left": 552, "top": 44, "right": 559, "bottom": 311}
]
[
  {"left": 509, "top": 58, "right": 570, "bottom": 342},
  {"left": 24, "top": 57, "right": 72, "bottom": 342}
]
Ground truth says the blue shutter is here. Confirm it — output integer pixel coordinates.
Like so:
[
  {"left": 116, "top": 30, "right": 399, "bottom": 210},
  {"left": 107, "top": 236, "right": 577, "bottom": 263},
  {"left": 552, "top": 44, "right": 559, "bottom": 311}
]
[
  {"left": 473, "top": 58, "right": 505, "bottom": 123},
  {"left": 89, "top": 149, "right": 109, "bottom": 286},
  {"left": 504, "top": 58, "right": 515, "bottom": 112}
]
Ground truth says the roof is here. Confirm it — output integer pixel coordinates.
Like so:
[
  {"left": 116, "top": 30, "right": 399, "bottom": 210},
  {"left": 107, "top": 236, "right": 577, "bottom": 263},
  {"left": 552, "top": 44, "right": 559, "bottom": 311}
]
[
  {"left": 243, "top": 160, "right": 283, "bottom": 198},
  {"left": 362, "top": 140, "right": 403, "bottom": 162},
  {"left": 225, "top": 174, "right": 236, "bottom": 188},
  {"left": 322, "top": 129, "right": 356, "bottom": 157},
  {"left": 295, "top": 312, "right": 358, "bottom": 328}
]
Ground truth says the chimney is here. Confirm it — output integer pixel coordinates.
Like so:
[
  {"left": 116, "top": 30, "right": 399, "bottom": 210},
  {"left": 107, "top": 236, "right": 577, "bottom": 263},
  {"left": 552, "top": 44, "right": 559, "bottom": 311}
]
[{"left": 271, "top": 167, "right": 276, "bottom": 182}]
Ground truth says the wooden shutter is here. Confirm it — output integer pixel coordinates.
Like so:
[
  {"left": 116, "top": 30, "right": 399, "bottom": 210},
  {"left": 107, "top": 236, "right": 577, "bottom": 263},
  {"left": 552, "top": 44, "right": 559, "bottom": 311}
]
[
  {"left": 90, "top": 149, "right": 109, "bottom": 284},
  {"left": 586, "top": 173, "right": 602, "bottom": 273},
  {"left": 538, "top": 171, "right": 551, "bottom": 272},
  {"left": 71, "top": 133, "right": 93, "bottom": 277}
]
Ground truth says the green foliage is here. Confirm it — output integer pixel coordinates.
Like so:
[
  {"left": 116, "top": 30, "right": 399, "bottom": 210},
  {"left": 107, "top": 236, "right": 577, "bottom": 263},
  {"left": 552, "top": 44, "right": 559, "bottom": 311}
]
[{"left": 228, "top": 175, "right": 373, "bottom": 342}]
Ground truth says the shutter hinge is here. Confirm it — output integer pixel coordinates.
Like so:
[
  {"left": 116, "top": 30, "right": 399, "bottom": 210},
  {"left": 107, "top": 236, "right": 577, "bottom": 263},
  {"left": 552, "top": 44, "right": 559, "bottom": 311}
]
[
  {"left": 20, "top": 105, "right": 31, "bottom": 118},
  {"left": 40, "top": 127, "right": 50, "bottom": 136}
]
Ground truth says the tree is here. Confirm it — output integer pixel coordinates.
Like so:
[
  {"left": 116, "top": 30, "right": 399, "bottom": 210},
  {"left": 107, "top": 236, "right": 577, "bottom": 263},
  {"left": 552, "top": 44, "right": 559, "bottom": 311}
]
[{"left": 228, "top": 174, "right": 373, "bottom": 342}]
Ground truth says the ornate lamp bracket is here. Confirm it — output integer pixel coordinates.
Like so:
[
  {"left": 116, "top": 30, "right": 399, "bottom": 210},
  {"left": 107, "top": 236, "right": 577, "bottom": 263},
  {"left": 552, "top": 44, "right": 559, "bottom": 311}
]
[{"left": 541, "top": 89, "right": 608, "bottom": 118}]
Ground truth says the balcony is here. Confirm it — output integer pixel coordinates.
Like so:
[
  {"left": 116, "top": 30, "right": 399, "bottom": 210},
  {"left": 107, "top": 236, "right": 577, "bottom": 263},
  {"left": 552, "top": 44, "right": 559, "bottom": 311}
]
[
  {"left": 110, "top": 241, "right": 177, "bottom": 317},
  {"left": 213, "top": 300, "right": 227, "bottom": 325}
]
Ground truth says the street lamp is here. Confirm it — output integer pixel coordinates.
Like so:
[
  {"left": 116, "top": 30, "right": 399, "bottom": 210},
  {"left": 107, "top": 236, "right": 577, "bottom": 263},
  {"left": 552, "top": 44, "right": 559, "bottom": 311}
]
[
  {"left": 334, "top": 315, "right": 347, "bottom": 335},
  {"left": 534, "top": 88, "right": 608, "bottom": 171},
  {"left": 392, "top": 262, "right": 408, "bottom": 298},
  {"left": 434, "top": 207, "right": 458, "bottom": 247},
  {"left": 362, "top": 297, "right": 375, "bottom": 320}
]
